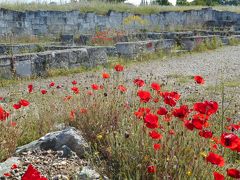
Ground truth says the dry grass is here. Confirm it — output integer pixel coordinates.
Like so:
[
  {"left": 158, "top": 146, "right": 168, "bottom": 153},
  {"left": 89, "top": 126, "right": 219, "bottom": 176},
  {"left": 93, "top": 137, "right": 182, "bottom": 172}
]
[
  {"left": 0, "top": 2, "right": 240, "bottom": 15},
  {"left": 0, "top": 66, "right": 239, "bottom": 178}
]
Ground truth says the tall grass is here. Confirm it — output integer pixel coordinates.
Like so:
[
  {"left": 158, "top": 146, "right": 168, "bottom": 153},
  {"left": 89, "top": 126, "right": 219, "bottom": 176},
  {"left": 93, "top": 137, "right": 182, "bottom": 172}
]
[{"left": 0, "top": 1, "right": 240, "bottom": 15}]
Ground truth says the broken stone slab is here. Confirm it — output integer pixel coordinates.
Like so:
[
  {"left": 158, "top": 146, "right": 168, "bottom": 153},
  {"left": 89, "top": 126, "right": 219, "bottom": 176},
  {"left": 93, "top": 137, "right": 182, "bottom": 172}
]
[
  {"left": 180, "top": 35, "right": 220, "bottom": 51},
  {"left": 0, "top": 157, "right": 19, "bottom": 177},
  {"left": 15, "top": 127, "right": 90, "bottom": 158}
]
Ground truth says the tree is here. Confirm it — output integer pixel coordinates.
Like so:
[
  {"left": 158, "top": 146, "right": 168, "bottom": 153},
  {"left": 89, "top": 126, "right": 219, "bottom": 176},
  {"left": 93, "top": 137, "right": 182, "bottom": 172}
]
[
  {"left": 176, "top": 0, "right": 189, "bottom": 5},
  {"left": 155, "top": 0, "right": 172, "bottom": 5},
  {"left": 190, "top": 0, "right": 220, "bottom": 5}
]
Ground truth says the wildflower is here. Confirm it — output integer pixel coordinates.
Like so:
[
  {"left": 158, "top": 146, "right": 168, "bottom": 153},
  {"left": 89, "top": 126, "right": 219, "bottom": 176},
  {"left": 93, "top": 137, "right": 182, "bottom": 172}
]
[
  {"left": 151, "top": 82, "right": 160, "bottom": 91},
  {"left": 70, "top": 110, "right": 76, "bottom": 120},
  {"left": 3, "top": 173, "right": 11, "bottom": 177},
  {"left": 199, "top": 130, "right": 213, "bottom": 138},
  {"left": 220, "top": 133, "right": 240, "bottom": 150},
  {"left": 184, "top": 120, "right": 194, "bottom": 131},
  {"left": 134, "top": 107, "right": 150, "bottom": 119},
  {"left": 11, "top": 164, "right": 18, "bottom": 170},
  {"left": 133, "top": 78, "right": 145, "bottom": 87},
  {"left": 169, "top": 129, "right": 175, "bottom": 135},
  {"left": 153, "top": 143, "right": 161, "bottom": 150},
  {"left": 71, "top": 87, "right": 80, "bottom": 94},
  {"left": 149, "top": 130, "right": 162, "bottom": 140},
  {"left": 49, "top": 82, "right": 55, "bottom": 87},
  {"left": 80, "top": 108, "right": 87, "bottom": 114},
  {"left": 157, "top": 107, "right": 168, "bottom": 116},
  {"left": 200, "top": 151, "right": 207, "bottom": 158},
  {"left": 91, "top": 84, "right": 99, "bottom": 90},
  {"left": 144, "top": 113, "right": 158, "bottom": 129},
  {"left": 161, "top": 91, "right": 180, "bottom": 107},
  {"left": 194, "top": 75, "right": 205, "bottom": 84},
  {"left": 186, "top": 171, "right": 192, "bottom": 176},
  {"left": 41, "top": 89, "right": 47, "bottom": 94},
  {"left": 118, "top": 85, "right": 127, "bottom": 93},
  {"left": 19, "top": 99, "right": 30, "bottom": 107},
  {"left": 227, "top": 168, "right": 240, "bottom": 179},
  {"left": 206, "top": 152, "right": 224, "bottom": 167},
  {"left": 97, "top": 134, "right": 103, "bottom": 140},
  {"left": 72, "top": 80, "right": 77, "bottom": 85},
  {"left": 28, "top": 84, "right": 33, "bottom": 93},
  {"left": 114, "top": 64, "right": 124, "bottom": 72},
  {"left": 213, "top": 172, "right": 225, "bottom": 180},
  {"left": 193, "top": 101, "right": 218, "bottom": 116},
  {"left": 13, "top": 103, "right": 21, "bottom": 110},
  {"left": 0, "top": 97, "right": 4, "bottom": 101},
  {"left": 10, "top": 121, "right": 17, "bottom": 127},
  {"left": 137, "top": 90, "right": 151, "bottom": 103},
  {"left": 22, "top": 164, "right": 47, "bottom": 180},
  {"left": 102, "top": 72, "right": 110, "bottom": 79},
  {"left": 172, "top": 105, "right": 189, "bottom": 119},
  {"left": 0, "top": 106, "right": 10, "bottom": 121},
  {"left": 147, "top": 165, "right": 156, "bottom": 173}
]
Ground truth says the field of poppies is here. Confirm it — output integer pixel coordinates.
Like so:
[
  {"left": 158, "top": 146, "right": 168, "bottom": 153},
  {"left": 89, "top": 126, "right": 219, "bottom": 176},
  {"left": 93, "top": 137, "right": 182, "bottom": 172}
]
[{"left": 0, "top": 63, "right": 239, "bottom": 179}]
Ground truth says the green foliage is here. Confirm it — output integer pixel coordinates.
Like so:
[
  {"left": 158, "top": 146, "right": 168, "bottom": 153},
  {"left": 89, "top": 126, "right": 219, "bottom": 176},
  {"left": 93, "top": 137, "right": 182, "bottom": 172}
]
[
  {"left": 190, "top": 0, "right": 220, "bottom": 5},
  {"left": 176, "top": 0, "right": 190, "bottom": 6},
  {"left": 155, "top": 0, "right": 172, "bottom": 5}
]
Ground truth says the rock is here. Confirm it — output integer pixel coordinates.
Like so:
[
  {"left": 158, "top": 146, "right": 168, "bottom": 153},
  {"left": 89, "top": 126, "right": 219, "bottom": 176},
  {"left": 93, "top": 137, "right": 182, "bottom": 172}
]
[
  {"left": 78, "top": 166, "right": 101, "bottom": 180},
  {"left": 16, "top": 127, "right": 90, "bottom": 158},
  {"left": 0, "top": 157, "right": 19, "bottom": 177}
]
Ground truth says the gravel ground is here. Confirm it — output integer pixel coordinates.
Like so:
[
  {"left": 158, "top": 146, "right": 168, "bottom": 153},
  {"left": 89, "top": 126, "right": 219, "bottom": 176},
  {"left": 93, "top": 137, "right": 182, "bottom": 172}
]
[{"left": 1, "top": 45, "right": 240, "bottom": 97}]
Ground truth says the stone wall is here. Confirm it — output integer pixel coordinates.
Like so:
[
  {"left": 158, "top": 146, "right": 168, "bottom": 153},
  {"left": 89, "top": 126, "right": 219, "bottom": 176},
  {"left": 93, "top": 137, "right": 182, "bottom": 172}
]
[{"left": 0, "top": 8, "right": 239, "bottom": 36}]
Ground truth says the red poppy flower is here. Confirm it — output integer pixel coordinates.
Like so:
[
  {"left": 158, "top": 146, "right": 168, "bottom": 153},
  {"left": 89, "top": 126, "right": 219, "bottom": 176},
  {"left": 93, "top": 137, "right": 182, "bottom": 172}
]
[
  {"left": 3, "top": 173, "right": 11, "bottom": 177},
  {"left": 87, "top": 91, "right": 93, "bottom": 96},
  {"left": 147, "top": 165, "right": 156, "bottom": 173},
  {"left": 91, "top": 84, "right": 99, "bottom": 90},
  {"left": 13, "top": 103, "right": 21, "bottom": 110},
  {"left": 153, "top": 98, "right": 159, "bottom": 103},
  {"left": 193, "top": 101, "right": 218, "bottom": 115},
  {"left": 11, "top": 164, "right": 18, "bottom": 170},
  {"left": 199, "top": 130, "right": 213, "bottom": 138},
  {"left": 133, "top": 78, "right": 145, "bottom": 87},
  {"left": 221, "top": 133, "right": 240, "bottom": 150},
  {"left": 213, "top": 172, "right": 224, "bottom": 180},
  {"left": 28, "top": 84, "right": 33, "bottom": 93},
  {"left": 22, "top": 164, "right": 47, "bottom": 180},
  {"left": 70, "top": 110, "right": 76, "bottom": 120},
  {"left": 151, "top": 82, "right": 160, "bottom": 91},
  {"left": 173, "top": 105, "right": 189, "bottom": 119},
  {"left": 184, "top": 120, "right": 194, "bottom": 131},
  {"left": 157, "top": 107, "right": 168, "bottom": 116},
  {"left": 153, "top": 143, "right": 161, "bottom": 150},
  {"left": 102, "top": 72, "right": 110, "bottom": 79},
  {"left": 149, "top": 130, "right": 162, "bottom": 140},
  {"left": 72, "top": 80, "right": 77, "bottom": 85},
  {"left": 194, "top": 75, "right": 205, "bottom": 84},
  {"left": 19, "top": 99, "right": 30, "bottom": 107},
  {"left": 137, "top": 90, "right": 151, "bottom": 103},
  {"left": 227, "top": 169, "right": 240, "bottom": 179},
  {"left": 118, "top": 85, "right": 127, "bottom": 93},
  {"left": 0, "top": 97, "right": 4, "bottom": 101},
  {"left": 134, "top": 107, "right": 151, "bottom": 119},
  {"left": 144, "top": 113, "right": 158, "bottom": 129},
  {"left": 10, "top": 121, "right": 17, "bottom": 127},
  {"left": 169, "top": 129, "right": 175, "bottom": 135},
  {"left": 206, "top": 152, "right": 224, "bottom": 167},
  {"left": 80, "top": 108, "right": 87, "bottom": 114},
  {"left": 114, "top": 64, "right": 124, "bottom": 72},
  {"left": 71, "top": 87, "right": 80, "bottom": 94},
  {"left": 41, "top": 89, "right": 47, "bottom": 94},
  {"left": 0, "top": 106, "right": 10, "bottom": 121},
  {"left": 49, "top": 82, "right": 55, "bottom": 87},
  {"left": 164, "top": 96, "right": 176, "bottom": 107}
]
